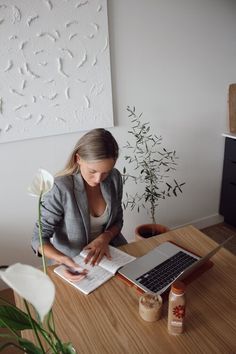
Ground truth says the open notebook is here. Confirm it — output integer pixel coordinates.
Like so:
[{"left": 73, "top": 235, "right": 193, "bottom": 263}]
[
  {"left": 118, "top": 236, "right": 233, "bottom": 295},
  {"left": 54, "top": 246, "right": 135, "bottom": 295}
]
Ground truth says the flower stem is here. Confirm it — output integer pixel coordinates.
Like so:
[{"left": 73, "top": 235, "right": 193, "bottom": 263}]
[
  {"left": 38, "top": 193, "right": 57, "bottom": 338},
  {"left": 46, "top": 310, "right": 64, "bottom": 352},
  {"left": 38, "top": 193, "right": 47, "bottom": 274},
  {"left": 24, "top": 300, "right": 46, "bottom": 353}
]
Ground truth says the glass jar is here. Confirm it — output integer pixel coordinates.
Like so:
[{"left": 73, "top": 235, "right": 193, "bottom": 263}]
[{"left": 139, "top": 293, "right": 163, "bottom": 322}]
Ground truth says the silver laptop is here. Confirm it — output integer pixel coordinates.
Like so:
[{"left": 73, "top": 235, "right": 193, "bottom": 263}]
[{"left": 118, "top": 236, "right": 233, "bottom": 295}]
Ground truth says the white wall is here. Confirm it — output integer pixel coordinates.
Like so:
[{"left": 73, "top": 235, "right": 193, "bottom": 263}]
[{"left": 1, "top": 0, "right": 236, "bottom": 289}]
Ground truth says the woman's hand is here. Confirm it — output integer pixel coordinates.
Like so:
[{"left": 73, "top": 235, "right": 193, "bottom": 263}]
[
  {"left": 62, "top": 267, "right": 88, "bottom": 282},
  {"left": 83, "top": 234, "right": 112, "bottom": 266},
  {"left": 59, "top": 256, "right": 88, "bottom": 282}
]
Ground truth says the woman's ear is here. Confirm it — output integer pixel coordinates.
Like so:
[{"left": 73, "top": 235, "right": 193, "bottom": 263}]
[{"left": 75, "top": 153, "right": 80, "bottom": 164}]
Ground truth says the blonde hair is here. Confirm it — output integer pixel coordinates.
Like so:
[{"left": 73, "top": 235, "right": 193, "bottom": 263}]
[{"left": 56, "top": 128, "right": 119, "bottom": 177}]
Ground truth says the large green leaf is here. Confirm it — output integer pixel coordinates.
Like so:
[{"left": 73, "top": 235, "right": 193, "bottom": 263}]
[
  {"left": 0, "top": 305, "right": 34, "bottom": 330},
  {"left": 18, "top": 337, "right": 44, "bottom": 354},
  {"left": 0, "top": 339, "right": 42, "bottom": 354}
]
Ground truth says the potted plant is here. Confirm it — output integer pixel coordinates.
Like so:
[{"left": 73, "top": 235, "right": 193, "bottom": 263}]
[{"left": 122, "top": 106, "right": 185, "bottom": 240}]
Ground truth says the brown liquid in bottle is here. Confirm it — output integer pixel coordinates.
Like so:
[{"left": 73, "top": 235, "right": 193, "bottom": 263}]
[{"left": 167, "top": 281, "right": 186, "bottom": 335}]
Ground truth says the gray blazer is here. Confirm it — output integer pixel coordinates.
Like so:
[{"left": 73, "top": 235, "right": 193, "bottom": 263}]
[{"left": 32, "top": 168, "right": 127, "bottom": 258}]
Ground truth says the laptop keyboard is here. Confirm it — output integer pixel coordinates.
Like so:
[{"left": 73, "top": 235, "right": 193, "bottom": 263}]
[{"left": 136, "top": 251, "right": 197, "bottom": 293}]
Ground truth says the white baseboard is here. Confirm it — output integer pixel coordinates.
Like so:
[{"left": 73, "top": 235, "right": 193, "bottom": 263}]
[{"left": 172, "top": 213, "right": 224, "bottom": 230}]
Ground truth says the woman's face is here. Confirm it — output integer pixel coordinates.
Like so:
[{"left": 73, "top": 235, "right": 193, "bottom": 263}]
[{"left": 76, "top": 155, "right": 116, "bottom": 187}]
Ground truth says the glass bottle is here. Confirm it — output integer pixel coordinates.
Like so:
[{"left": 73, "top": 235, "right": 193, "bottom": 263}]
[{"left": 167, "top": 280, "right": 186, "bottom": 335}]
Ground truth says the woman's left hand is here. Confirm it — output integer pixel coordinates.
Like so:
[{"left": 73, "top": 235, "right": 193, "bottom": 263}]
[{"left": 83, "top": 234, "right": 112, "bottom": 266}]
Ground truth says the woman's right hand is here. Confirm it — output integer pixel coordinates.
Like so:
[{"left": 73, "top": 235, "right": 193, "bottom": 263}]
[{"left": 59, "top": 256, "right": 88, "bottom": 282}]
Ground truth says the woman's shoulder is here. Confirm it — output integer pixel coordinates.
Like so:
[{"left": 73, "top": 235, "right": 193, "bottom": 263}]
[
  {"left": 54, "top": 173, "right": 84, "bottom": 191},
  {"left": 54, "top": 175, "right": 74, "bottom": 190}
]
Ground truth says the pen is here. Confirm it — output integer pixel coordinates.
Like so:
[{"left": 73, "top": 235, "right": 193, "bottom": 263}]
[{"left": 62, "top": 264, "right": 83, "bottom": 276}]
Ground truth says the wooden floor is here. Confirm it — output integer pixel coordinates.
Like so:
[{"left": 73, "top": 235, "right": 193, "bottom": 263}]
[{"left": 201, "top": 222, "right": 236, "bottom": 255}]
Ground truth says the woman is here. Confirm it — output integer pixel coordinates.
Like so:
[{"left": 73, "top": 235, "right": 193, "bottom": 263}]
[{"left": 32, "top": 128, "right": 127, "bottom": 280}]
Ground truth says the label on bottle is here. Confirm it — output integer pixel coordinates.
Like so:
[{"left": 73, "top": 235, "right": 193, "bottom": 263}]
[
  {"left": 168, "top": 300, "right": 186, "bottom": 334},
  {"left": 172, "top": 304, "right": 185, "bottom": 319},
  {"left": 171, "top": 321, "right": 183, "bottom": 327}
]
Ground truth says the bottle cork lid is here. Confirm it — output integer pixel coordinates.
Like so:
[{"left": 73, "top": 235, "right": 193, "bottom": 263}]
[{"left": 171, "top": 280, "right": 186, "bottom": 294}]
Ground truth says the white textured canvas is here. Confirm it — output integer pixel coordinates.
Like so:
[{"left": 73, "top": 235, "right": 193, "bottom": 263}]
[{"left": 0, "top": 0, "right": 113, "bottom": 143}]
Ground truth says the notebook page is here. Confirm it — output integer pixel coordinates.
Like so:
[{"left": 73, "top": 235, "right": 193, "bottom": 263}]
[
  {"left": 80, "top": 246, "right": 136, "bottom": 275},
  {"left": 54, "top": 255, "right": 113, "bottom": 295}
]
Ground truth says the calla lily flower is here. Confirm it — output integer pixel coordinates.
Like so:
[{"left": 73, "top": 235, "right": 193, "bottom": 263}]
[
  {"left": 0, "top": 263, "right": 55, "bottom": 322},
  {"left": 28, "top": 169, "right": 54, "bottom": 197}
]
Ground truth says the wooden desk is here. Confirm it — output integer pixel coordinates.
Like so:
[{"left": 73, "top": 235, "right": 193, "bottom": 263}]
[{"left": 15, "top": 226, "right": 236, "bottom": 353}]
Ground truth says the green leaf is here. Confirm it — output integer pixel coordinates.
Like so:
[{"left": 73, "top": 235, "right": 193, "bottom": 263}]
[
  {"left": 0, "top": 339, "right": 43, "bottom": 354},
  {"left": 18, "top": 337, "right": 44, "bottom": 354},
  {"left": 0, "top": 305, "right": 34, "bottom": 330}
]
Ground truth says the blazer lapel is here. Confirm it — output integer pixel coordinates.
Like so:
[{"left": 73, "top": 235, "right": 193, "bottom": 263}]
[
  {"left": 72, "top": 173, "right": 90, "bottom": 244},
  {"left": 101, "top": 177, "right": 113, "bottom": 225}
]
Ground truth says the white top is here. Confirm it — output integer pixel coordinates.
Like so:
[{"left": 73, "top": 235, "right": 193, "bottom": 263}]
[{"left": 90, "top": 205, "right": 109, "bottom": 240}]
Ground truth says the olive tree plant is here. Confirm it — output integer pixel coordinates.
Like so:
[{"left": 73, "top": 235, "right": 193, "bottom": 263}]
[{"left": 122, "top": 106, "right": 185, "bottom": 225}]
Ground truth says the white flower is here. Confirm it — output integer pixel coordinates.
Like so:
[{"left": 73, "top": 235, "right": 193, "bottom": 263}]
[
  {"left": 28, "top": 168, "right": 54, "bottom": 197},
  {"left": 0, "top": 263, "right": 55, "bottom": 322}
]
